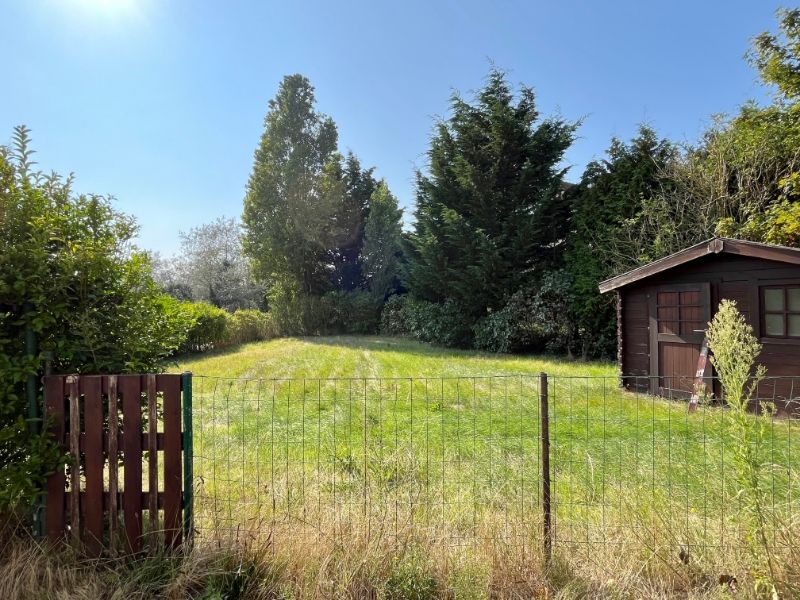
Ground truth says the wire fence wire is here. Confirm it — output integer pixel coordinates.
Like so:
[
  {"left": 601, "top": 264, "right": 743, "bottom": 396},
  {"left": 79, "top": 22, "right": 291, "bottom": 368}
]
[{"left": 190, "top": 374, "right": 799, "bottom": 566}]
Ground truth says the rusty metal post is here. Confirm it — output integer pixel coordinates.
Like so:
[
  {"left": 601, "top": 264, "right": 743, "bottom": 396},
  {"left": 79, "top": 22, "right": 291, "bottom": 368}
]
[{"left": 540, "top": 372, "right": 552, "bottom": 565}]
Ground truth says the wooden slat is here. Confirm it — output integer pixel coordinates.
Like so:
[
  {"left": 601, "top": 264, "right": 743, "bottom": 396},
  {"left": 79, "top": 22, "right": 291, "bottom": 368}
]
[
  {"left": 108, "top": 375, "right": 119, "bottom": 555},
  {"left": 45, "top": 376, "right": 66, "bottom": 542},
  {"left": 147, "top": 374, "right": 158, "bottom": 543},
  {"left": 82, "top": 377, "right": 104, "bottom": 555},
  {"left": 68, "top": 376, "right": 81, "bottom": 541},
  {"left": 160, "top": 375, "right": 182, "bottom": 547},
  {"left": 121, "top": 375, "right": 143, "bottom": 552}
]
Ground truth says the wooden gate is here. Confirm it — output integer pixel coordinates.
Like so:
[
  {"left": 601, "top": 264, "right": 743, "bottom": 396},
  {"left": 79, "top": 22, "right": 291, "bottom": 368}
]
[{"left": 44, "top": 373, "right": 192, "bottom": 555}]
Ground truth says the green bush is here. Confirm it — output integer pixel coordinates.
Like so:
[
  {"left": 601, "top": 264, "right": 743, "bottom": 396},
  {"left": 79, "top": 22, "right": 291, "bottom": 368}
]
[
  {"left": 225, "top": 309, "right": 277, "bottom": 345},
  {"left": 379, "top": 295, "right": 474, "bottom": 347},
  {"left": 472, "top": 310, "right": 516, "bottom": 353},
  {"left": 177, "top": 302, "right": 229, "bottom": 353},
  {"left": 380, "top": 294, "right": 411, "bottom": 336},
  {"left": 0, "top": 127, "right": 192, "bottom": 512},
  {"left": 166, "top": 301, "right": 277, "bottom": 353},
  {"left": 267, "top": 284, "right": 380, "bottom": 336},
  {"left": 324, "top": 290, "right": 381, "bottom": 334},
  {"left": 383, "top": 552, "right": 439, "bottom": 600},
  {"left": 473, "top": 273, "right": 575, "bottom": 354},
  {"left": 403, "top": 298, "right": 473, "bottom": 348}
]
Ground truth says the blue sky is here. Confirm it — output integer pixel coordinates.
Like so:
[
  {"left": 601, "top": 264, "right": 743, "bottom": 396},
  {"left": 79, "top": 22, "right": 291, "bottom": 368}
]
[{"left": 0, "top": 0, "right": 786, "bottom": 255}]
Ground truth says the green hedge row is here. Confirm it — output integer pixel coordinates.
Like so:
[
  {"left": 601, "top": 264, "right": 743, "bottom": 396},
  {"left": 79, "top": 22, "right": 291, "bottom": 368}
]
[{"left": 162, "top": 298, "right": 278, "bottom": 353}]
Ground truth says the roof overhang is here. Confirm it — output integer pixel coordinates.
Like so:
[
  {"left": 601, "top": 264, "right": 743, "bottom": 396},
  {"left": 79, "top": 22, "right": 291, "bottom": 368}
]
[{"left": 598, "top": 237, "right": 800, "bottom": 294}]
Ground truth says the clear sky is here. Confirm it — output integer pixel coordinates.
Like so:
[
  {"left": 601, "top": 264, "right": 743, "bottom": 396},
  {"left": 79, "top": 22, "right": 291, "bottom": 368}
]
[{"left": 0, "top": 0, "right": 786, "bottom": 255}]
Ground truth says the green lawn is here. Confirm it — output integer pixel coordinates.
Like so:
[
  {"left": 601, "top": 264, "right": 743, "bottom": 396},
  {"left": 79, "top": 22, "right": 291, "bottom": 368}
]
[
  {"left": 175, "top": 335, "right": 615, "bottom": 379},
  {"left": 175, "top": 336, "right": 798, "bottom": 565}
]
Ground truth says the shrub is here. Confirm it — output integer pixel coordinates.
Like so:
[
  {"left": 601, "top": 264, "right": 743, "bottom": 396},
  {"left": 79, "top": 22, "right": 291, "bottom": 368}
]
[
  {"left": 403, "top": 298, "right": 473, "bottom": 348},
  {"left": 268, "top": 284, "right": 381, "bottom": 336},
  {"left": 226, "top": 309, "right": 277, "bottom": 345},
  {"left": 0, "top": 127, "right": 191, "bottom": 513},
  {"left": 472, "top": 310, "right": 516, "bottom": 353},
  {"left": 324, "top": 290, "right": 381, "bottom": 334},
  {"left": 176, "top": 302, "right": 229, "bottom": 353},
  {"left": 380, "top": 294, "right": 411, "bottom": 336},
  {"left": 379, "top": 295, "right": 473, "bottom": 347},
  {"left": 473, "top": 272, "right": 575, "bottom": 354}
]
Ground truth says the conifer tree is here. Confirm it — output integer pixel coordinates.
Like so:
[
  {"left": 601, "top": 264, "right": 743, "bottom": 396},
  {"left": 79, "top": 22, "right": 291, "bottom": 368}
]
[
  {"left": 565, "top": 126, "right": 675, "bottom": 358},
  {"left": 362, "top": 181, "right": 403, "bottom": 300},
  {"left": 405, "top": 69, "right": 577, "bottom": 321}
]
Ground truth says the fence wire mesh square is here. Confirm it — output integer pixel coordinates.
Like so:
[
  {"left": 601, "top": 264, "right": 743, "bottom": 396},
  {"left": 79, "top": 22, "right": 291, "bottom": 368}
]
[{"left": 190, "top": 374, "right": 799, "bottom": 566}]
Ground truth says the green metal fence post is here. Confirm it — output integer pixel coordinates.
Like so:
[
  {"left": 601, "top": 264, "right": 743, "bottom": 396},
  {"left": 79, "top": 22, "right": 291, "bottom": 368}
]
[
  {"left": 24, "top": 308, "right": 45, "bottom": 539},
  {"left": 181, "top": 371, "right": 194, "bottom": 546}
]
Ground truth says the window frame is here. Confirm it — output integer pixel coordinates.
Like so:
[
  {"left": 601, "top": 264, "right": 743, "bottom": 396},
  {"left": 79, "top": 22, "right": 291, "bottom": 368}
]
[{"left": 760, "top": 285, "right": 800, "bottom": 339}]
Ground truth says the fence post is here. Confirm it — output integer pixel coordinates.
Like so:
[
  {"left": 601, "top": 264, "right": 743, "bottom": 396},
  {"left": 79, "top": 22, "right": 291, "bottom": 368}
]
[
  {"left": 181, "top": 371, "right": 194, "bottom": 546},
  {"left": 540, "top": 372, "right": 552, "bottom": 565}
]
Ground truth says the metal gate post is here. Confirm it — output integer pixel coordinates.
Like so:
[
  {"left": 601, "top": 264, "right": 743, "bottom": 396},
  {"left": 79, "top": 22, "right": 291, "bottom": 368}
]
[
  {"left": 181, "top": 371, "right": 194, "bottom": 545},
  {"left": 540, "top": 372, "right": 552, "bottom": 565}
]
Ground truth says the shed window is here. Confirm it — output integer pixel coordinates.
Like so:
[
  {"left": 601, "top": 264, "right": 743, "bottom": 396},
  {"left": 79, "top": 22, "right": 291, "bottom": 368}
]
[
  {"left": 761, "top": 286, "right": 800, "bottom": 338},
  {"left": 657, "top": 290, "right": 705, "bottom": 335}
]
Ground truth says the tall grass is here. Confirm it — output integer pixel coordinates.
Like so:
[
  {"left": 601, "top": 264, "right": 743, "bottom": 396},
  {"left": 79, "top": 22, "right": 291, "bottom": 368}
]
[{"left": 6, "top": 337, "right": 798, "bottom": 598}]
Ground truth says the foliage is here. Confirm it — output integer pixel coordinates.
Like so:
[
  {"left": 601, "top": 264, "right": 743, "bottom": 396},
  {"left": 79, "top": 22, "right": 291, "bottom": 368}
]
[
  {"left": 225, "top": 309, "right": 278, "bottom": 346},
  {"left": 748, "top": 8, "right": 800, "bottom": 103},
  {"left": 716, "top": 173, "right": 800, "bottom": 246},
  {"left": 473, "top": 271, "right": 574, "bottom": 354},
  {"left": 242, "top": 75, "right": 402, "bottom": 335},
  {"left": 176, "top": 302, "right": 230, "bottom": 353},
  {"left": 706, "top": 300, "right": 778, "bottom": 595},
  {"left": 379, "top": 295, "right": 412, "bottom": 337},
  {"left": 164, "top": 299, "right": 277, "bottom": 353},
  {"left": 0, "top": 126, "right": 190, "bottom": 512},
  {"left": 384, "top": 552, "right": 439, "bottom": 600},
  {"left": 404, "top": 68, "right": 577, "bottom": 337},
  {"left": 362, "top": 181, "right": 404, "bottom": 301},
  {"left": 243, "top": 74, "right": 339, "bottom": 296},
  {"left": 156, "top": 217, "right": 263, "bottom": 311},
  {"left": 327, "top": 152, "right": 379, "bottom": 291},
  {"left": 379, "top": 294, "right": 471, "bottom": 346},
  {"left": 262, "top": 283, "right": 381, "bottom": 337},
  {"left": 565, "top": 126, "right": 675, "bottom": 358},
  {"left": 324, "top": 290, "right": 381, "bottom": 335}
]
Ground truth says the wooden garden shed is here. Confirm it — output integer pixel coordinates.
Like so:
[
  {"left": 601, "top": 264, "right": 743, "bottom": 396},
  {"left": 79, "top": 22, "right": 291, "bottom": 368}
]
[{"left": 599, "top": 237, "right": 800, "bottom": 413}]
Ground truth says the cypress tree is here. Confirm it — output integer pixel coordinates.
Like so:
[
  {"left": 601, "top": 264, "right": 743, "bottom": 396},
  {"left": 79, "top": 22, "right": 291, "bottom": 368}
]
[{"left": 405, "top": 69, "right": 577, "bottom": 323}]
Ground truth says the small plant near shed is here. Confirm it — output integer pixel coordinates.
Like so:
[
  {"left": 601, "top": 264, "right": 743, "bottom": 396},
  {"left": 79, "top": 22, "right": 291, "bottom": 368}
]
[{"left": 706, "top": 300, "right": 780, "bottom": 597}]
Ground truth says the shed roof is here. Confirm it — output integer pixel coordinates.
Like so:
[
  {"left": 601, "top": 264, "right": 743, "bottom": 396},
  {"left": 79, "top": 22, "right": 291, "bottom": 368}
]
[{"left": 598, "top": 237, "right": 800, "bottom": 294}]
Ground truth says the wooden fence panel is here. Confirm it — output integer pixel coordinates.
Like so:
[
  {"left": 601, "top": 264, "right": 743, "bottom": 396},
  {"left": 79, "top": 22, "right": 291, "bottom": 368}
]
[{"left": 43, "top": 373, "right": 187, "bottom": 554}]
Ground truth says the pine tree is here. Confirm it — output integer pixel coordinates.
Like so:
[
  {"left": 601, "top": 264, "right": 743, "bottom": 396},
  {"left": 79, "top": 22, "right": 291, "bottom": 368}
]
[{"left": 405, "top": 69, "right": 577, "bottom": 323}]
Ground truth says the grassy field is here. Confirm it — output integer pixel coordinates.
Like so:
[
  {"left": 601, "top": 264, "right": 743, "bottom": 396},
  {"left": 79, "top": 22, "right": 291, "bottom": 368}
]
[
  {"left": 171, "top": 335, "right": 799, "bottom": 597},
  {"left": 175, "top": 335, "right": 616, "bottom": 379}
]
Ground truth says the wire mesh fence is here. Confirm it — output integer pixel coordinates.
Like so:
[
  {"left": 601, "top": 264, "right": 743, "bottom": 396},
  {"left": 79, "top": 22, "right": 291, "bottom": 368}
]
[{"left": 190, "top": 373, "right": 799, "bottom": 568}]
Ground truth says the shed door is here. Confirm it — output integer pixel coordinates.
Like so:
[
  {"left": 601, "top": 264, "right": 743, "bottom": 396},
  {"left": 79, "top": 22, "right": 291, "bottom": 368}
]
[{"left": 653, "top": 283, "right": 711, "bottom": 396}]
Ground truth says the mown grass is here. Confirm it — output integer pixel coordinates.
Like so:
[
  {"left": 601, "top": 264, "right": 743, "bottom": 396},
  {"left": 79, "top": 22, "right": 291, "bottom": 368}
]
[{"left": 170, "top": 336, "right": 800, "bottom": 597}]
